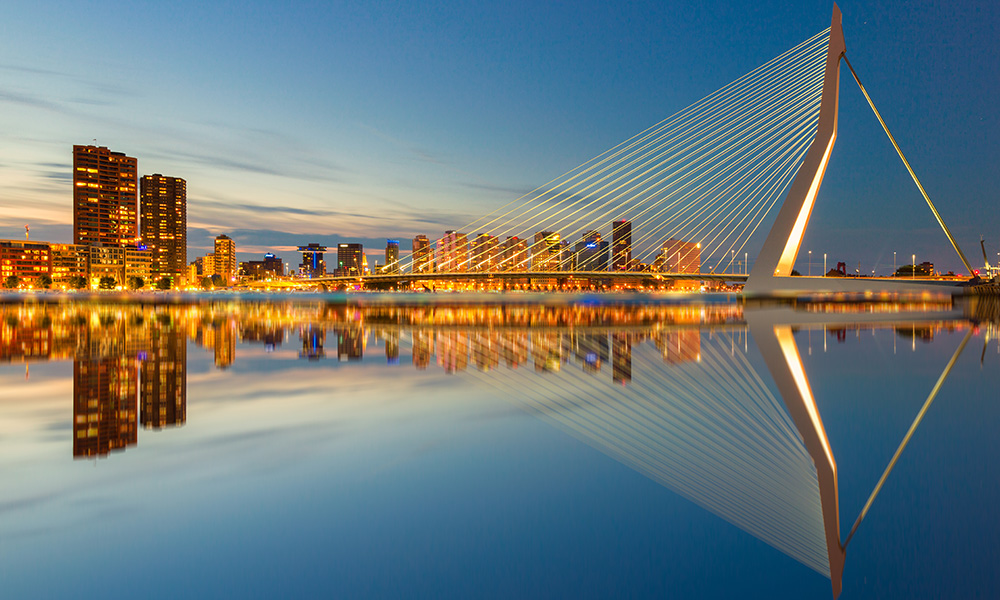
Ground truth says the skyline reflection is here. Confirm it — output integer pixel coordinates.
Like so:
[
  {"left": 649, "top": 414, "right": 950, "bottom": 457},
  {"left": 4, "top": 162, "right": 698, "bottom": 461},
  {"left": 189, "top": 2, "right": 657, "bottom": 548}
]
[{"left": 1, "top": 297, "right": 997, "bottom": 597}]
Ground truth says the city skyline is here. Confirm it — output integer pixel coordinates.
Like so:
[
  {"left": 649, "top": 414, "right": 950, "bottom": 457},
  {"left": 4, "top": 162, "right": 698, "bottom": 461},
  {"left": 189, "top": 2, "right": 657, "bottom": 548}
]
[{"left": 0, "top": 1, "right": 998, "bottom": 274}]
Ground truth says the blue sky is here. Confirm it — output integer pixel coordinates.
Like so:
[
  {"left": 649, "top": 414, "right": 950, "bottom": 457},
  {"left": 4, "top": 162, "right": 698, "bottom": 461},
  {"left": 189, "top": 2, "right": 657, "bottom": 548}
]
[{"left": 0, "top": 0, "right": 997, "bottom": 274}]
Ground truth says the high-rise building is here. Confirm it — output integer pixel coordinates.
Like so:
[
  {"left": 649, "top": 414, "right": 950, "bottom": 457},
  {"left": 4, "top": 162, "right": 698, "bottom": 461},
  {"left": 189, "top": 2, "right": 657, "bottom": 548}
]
[
  {"left": 471, "top": 234, "right": 498, "bottom": 271},
  {"left": 385, "top": 240, "right": 400, "bottom": 274},
  {"left": 574, "top": 231, "right": 610, "bottom": 271},
  {"left": 298, "top": 243, "right": 327, "bottom": 278},
  {"left": 337, "top": 243, "right": 363, "bottom": 276},
  {"left": 501, "top": 236, "right": 528, "bottom": 271},
  {"left": 532, "top": 231, "right": 561, "bottom": 271},
  {"left": 412, "top": 235, "right": 432, "bottom": 273},
  {"left": 213, "top": 235, "right": 236, "bottom": 284},
  {"left": 140, "top": 174, "right": 187, "bottom": 284},
  {"left": 73, "top": 145, "right": 138, "bottom": 247},
  {"left": 612, "top": 220, "right": 632, "bottom": 271},
  {"left": 436, "top": 231, "right": 468, "bottom": 272}
]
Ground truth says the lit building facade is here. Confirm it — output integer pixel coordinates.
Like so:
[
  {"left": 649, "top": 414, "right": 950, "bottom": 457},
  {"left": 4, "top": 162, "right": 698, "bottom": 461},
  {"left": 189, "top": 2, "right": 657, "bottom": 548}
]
[
  {"left": 298, "top": 243, "right": 327, "bottom": 278},
  {"left": 73, "top": 145, "right": 138, "bottom": 247},
  {"left": 140, "top": 325, "right": 186, "bottom": 429},
  {"left": 50, "top": 244, "right": 89, "bottom": 283},
  {"left": 501, "top": 236, "right": 528, "bottom": 271},
  {"left": 471, "top": 234, "right": 498, "bottom": 271},
  {"left": 532, "top": 231, "right": 561, "bottom": 271},
  {"left": 0, "top": 240, "right": 52, "bottom": 284},
  {"left": 214, "top": 235, "right": 236, "bottom": 284},
  {"left": 436, "top": 231, "right": 468, "bottom": 272},
  {"left": 412, "top": 235, "right": 432, "bottom": 273},
  {"left": 385, "top": 240, "right": 400, "bottom": 274},
  {"left": 140, "top": 174, "right": 187, "bottom": 284}
]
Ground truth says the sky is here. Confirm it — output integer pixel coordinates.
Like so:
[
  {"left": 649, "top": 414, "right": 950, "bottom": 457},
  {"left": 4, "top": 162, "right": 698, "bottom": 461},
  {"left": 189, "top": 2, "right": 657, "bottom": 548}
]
[{"left": 0, "top": 0, "right": 997, "bottom": 274}]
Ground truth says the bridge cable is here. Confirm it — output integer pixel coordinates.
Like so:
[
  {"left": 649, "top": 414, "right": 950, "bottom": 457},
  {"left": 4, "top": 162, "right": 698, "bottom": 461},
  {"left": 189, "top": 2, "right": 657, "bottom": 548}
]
[{"left": 842, "top": 55, "right": 974, "bottom": 275}]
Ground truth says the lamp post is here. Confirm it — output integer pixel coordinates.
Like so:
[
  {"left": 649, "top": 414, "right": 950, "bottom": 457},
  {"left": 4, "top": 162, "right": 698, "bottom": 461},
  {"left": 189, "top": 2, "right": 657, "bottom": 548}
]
[
  {"left": 823, "top": 253, "right": 827, "bottom": 276},
  {"left": 808, "top": 250, "right": 812, "bottom": 276},
  {"left": 912, "top": 254, "right": 915, "bottom": 279},
  {"left": 893, "top": 251, "right": 896, "bottom": 276},
  {"left": 744, "top": 252, "right": 748, "bottom": 275}
]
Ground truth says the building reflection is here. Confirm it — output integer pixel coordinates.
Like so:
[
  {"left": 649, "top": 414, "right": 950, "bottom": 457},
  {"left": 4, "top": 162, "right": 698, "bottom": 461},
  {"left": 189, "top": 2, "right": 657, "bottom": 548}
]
[
  {"left": 140, "top": 324, "right": 186, "bottom": 430},
  {"left": 74, "top": 354, "right": 138, "bottom": 457}
]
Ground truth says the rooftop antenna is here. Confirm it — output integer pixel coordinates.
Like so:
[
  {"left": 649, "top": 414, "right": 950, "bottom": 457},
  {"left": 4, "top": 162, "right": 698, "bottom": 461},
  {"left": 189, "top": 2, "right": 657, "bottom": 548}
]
[{"left": 25, "top": 224, "right": 29, "bottom": 241}]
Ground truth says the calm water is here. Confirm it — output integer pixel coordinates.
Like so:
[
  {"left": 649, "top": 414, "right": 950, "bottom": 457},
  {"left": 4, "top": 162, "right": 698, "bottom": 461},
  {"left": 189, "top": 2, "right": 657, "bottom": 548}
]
[{"left": 1, "top": 294, "right": 998, "bottom": 599}]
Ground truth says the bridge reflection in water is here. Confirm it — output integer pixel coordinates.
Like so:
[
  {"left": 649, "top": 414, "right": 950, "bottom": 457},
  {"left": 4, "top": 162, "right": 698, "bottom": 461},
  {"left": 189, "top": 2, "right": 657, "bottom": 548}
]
[{"left": 0, "top": 297, "right": 989, "bottom": 596}]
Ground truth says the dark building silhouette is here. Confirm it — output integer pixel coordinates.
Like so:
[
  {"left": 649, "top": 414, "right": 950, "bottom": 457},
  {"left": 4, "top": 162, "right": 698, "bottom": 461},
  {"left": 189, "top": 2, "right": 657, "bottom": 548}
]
[
  {"left": 336, "top": 243, "right": 363, "bottom": 276},
  {"left": 612, "top": 333, "right": 632, "bottom": 384},
  {"left": 73, "top": 145, "right": 138, "bottom": 247},
  {"left": 612, "top": 220, "right": 632, "bottom": 271},
  {"left": 574, "top": 231, "right": 610, "bottom": 271}
]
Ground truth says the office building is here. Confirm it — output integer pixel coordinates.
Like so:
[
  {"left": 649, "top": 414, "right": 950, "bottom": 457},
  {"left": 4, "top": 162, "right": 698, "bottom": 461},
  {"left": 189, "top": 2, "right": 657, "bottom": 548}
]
[
  {"left": 336, "top": 243, "right": 363, "bottom": 276},
  {"left": 612, "top": 220, "right": 632, "bottom": 271},
  {"left": 73, "top": 145, "right": 138, "bottom": 247},
  {"left": 50, "top": 244, "right": 89, "bottom": 283},
  {"left": 436, "top": 231, "right": 468, "bottom": 272},
  {"left": 471, "top": 233, "right": 498, "bottom": 271},
  {"left": 574, "top": 231, "right": 610, "bottom": 271},
  {"left": 412, "top": 235, "right": 432, "bottom": 273},
  {"left": 501, "top": 236, "right": 528, "bottom": 271},
  {"left": 241, "top": 253, "right": 284, "bottom": 279},
  {"left": 532, "top": 231, "right": 561, "bottom": 271},
  {"left": 140, "top": 174, "right": 187, "bottom": 284},
  {"left": 214, "top": 235, "right": 236, "bottom": 284},
  {"left": 385, "top": 240, "right": 400, "bottom": 274},
  {"left": 298, "top": 243, "right": 327, "bottom": 278},
  {"left": 0, "top": 240, "right": 52, "bottom": 284}
]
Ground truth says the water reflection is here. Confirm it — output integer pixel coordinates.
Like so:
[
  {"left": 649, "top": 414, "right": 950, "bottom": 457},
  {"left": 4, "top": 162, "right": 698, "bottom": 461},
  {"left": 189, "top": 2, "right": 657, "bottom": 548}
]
[{"left": 1, "top": 297, "right": 997, "bottom": 597}]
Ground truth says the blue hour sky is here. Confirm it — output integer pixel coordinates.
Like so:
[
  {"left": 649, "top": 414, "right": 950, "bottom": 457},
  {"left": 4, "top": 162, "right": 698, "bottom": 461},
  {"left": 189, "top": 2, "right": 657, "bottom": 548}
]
[{"left": 0, "top": 0, "right": 997, "bottom": 274}]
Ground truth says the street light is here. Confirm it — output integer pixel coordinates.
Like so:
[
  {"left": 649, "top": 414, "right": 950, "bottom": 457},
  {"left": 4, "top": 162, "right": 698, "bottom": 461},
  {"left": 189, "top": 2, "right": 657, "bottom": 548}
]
[
  {"left": 893, "top": 251, "right": 896, "bottom": 276},
  {"left": 823, "top": 253, "right": 827, "bottom": 276},
  {"left": 912, "top": 254, "right": 916, "bottom": 280},
  {"left": 808, "top": 250, "right": 812, "bottom": 276}
]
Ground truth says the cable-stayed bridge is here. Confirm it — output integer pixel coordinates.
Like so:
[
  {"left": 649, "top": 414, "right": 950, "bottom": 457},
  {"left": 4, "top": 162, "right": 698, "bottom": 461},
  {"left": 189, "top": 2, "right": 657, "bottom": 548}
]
[{"left": 299, "top": 5, "right": 972, "bottom": 296}]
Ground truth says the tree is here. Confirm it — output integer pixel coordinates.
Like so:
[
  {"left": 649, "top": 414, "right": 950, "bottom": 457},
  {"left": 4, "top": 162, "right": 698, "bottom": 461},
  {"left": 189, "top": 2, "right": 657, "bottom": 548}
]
[
  {"left": 37, "top": 274, "right": 52, "bottom": 289},
  {"left": 126, "top": 276, "right": 145, "bottom": 290},
  {"left": 67, "top": 275, "right": 87, "bottom": 290},
  {"left": 3, "top": 275, "right": 19, "bottom": 289},
  {"left": 156, "top": 276, "right": 172, "bottom": 290},
  {"left": 200, "top": 276, "right": 214, "bottom": 290},
  {"left": 98, "top": 276, "right": 117, "bottom": 290}
]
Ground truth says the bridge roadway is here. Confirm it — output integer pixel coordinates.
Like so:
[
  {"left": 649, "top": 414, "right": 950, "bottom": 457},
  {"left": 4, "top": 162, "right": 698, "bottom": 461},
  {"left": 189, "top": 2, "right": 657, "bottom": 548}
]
[{"left": 296, "top": 270, "right": 750, "bottom": 287}]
